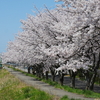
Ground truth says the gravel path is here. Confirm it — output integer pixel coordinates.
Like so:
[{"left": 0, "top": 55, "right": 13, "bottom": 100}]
[{"left": 4, "top": 67, "right": 98, "bottom": 100}]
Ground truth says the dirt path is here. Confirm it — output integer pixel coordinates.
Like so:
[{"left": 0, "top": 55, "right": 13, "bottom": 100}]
[{"left": 4, "top": 67, "right": 98, "bottom": 100}]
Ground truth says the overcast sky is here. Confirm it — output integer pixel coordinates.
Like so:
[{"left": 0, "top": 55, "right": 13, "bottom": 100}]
[{"left": 0, "top": 0, "right": 61, "bottom": 53}]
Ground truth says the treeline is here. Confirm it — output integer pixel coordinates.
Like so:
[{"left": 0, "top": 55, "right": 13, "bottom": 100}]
[{"left": 2, "top": 0, "right": 100, "bottom": 90}]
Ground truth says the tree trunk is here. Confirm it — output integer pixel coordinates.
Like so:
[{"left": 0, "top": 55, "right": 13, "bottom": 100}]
[
  {"left": 59, "top": 73, "right": 64, "bottom": 86},
  {"left": 85, "top": 78, "right": 91, "bottom": 90},
  {"left": 86, "top": 52, "right": 100, "bottom": 90},
  {"left": 28, "top": 66, "right": 30, "bottom": 73},
  {"left": 32, "top": 67, "right": 36, "bottom": 75},
  {"left": 41, "top": 73, "right": 45, "bottom": 79},
  {"left": 71, "top": 74, "right": 75, "bottom": 88},
  {"left": 89, "top": 73, "right": 96, "bottom": 90},
  {"left": 85, "top": 70, "right": 91, "bottom": 90},
  {"left": 50, "top": 67, "right": 56, "bottom": 81},
  {"left": 52, "top": 74, "right": 55, "bottom": 81},
  {"left": 45, "top": 71, "right": 48, "bottom": 80},
  {"left": 89, "top": 60, "right": 100, "bottom": 90},
  {"left": 69, "top": 70, "right": 76, "bottom": 88},
  {"left": 58, "top": 70, "right": 64, "bottom": 86}
]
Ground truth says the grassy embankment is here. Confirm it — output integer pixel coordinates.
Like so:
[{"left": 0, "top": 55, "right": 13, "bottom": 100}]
[
  {"left": 0, "top": 69, "right": 56, "bottom": 100},
  {"left": 0, "top": 68, "right": 81, "bottom": 100}
]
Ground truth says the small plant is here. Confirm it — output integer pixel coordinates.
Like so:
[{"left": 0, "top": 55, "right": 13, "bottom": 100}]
[
  {"left": 61, "top": 95, "right": 82, "bottom": 100},
  {"left": 60, "top": 95, "right": 69, "bottom": 100}
]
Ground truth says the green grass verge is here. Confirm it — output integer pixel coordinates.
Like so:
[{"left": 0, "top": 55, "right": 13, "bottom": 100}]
[
  {"left": 0, "top": 69, "right": 54, "bottom": 100},
  {"left": 60, "top": 95, "right": 81, "bottom": 100},
  {"left": 7, "top": 66, "right": 100, "bottom": 99}
]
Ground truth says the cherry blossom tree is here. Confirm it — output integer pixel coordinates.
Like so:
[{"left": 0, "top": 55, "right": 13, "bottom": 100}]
[
  {"left": 2, "top": 0, "right": 100, "bottom": 90},
  {"left": 54, "top": 0, "right": 100, "bottom": 89}
]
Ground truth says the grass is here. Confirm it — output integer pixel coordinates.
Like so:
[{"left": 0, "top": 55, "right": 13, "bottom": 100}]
[
  {"left": 0, "top": 69, "right": 55, "bottom": 100},
  {"left": 7, "top": 66, "right": 100, "bottom": 99},
  {"left": 60, "top": 96, "right": 81, "bottom": 100}
]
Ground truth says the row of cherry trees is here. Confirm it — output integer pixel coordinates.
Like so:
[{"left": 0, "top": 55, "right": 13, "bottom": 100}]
[{"left": 2, "top": 0, "right": 100, "bottom": 90}]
